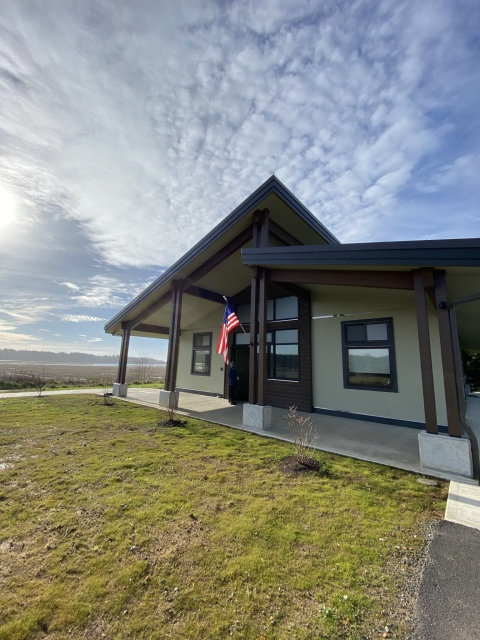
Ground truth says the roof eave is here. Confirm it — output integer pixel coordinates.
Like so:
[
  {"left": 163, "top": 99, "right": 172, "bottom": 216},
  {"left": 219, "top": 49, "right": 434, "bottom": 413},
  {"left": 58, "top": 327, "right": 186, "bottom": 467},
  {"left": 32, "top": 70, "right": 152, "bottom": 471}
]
[{"left": 241, "top": 239, "right": 480, "bottom": 268}]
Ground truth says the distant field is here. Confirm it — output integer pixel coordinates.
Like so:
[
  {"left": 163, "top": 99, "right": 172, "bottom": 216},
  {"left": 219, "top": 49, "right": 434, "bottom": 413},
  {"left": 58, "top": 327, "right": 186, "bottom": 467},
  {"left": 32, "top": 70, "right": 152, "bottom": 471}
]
[{"left": 0, "top": 363, "right": 165, "bottom": 390}]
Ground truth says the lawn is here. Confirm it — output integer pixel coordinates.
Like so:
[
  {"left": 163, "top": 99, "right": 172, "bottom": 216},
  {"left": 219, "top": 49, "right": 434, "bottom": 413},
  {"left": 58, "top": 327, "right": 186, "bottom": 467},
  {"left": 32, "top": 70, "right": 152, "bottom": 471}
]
[{"left": 0, "top": 396, "right": 447, "bottom": 639}]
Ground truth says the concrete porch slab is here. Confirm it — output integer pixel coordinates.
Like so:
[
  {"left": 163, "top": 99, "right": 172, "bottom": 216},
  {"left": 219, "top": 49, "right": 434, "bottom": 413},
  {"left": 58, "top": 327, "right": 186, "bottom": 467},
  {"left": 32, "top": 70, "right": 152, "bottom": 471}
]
[{"left": 122, "top": 388, "right": 429, "bottom": 476}]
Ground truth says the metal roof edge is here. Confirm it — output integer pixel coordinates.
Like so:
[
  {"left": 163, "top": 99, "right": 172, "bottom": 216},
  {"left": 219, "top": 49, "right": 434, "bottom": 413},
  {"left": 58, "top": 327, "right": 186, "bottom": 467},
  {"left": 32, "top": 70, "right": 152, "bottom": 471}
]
[
  {"left": 242, "top": 237, "right": 480, "bottom": 267},
  {"left": 243, "top": 237, "right": 480, "bottom": 255},
  {"left": 104, "top": 175, "right": 338, "bottom": 332}
]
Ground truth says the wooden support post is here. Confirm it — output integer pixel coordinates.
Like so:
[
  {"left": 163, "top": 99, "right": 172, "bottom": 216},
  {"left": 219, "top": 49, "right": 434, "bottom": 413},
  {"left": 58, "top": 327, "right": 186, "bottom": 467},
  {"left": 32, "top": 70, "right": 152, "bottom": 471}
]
[
  {"left": 249, "top": 209, "right": 269, "bottom": 405},
  {"left": 413, "top": 269, "right": 438, "bottom": 434},
  {"left": 117, "top": 326, "right": 131, "bottom": 384},
  {"left": 164, "top": 281, "right": 183, "bottom": 392},
  {"left": 116, "top": 332, "right": 126, "bottom": 384},
  {"left": 248, "top": 266, "right": 259, "bottom": 405},
  {"left": 170, "top": 282, "right": 183, "bottom": 393},
  {"left": 449, "top": 307, "right": 467, "bottom": 424},
  {"left": 434, "top": 271, "right": 463, "bottom": 437},
  {"left": 257, "top": 267, "right": 268, "bottom": 406}
]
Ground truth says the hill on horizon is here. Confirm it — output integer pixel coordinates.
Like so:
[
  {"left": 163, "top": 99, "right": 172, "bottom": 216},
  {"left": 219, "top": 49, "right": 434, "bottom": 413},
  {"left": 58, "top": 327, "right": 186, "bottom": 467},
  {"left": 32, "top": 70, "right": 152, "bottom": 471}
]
[{"left": 0, "top": 349, "right": 165, "bottom": 365}]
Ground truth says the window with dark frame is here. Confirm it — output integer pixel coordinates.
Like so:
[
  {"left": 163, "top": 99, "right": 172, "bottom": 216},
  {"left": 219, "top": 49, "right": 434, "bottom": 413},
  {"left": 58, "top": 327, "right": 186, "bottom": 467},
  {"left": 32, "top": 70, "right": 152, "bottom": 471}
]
[
  {"left": 191, "top": 333, "right": 212, "bottom": 376},
  {"left": 341, "top": 318, "right": 397, "bottom": 392},
  {"left": 235, "top": 296, "right": 298, "bottom": 323},
  {"left": 233, "top": 329, "right": 299, "bottom": 381},
  {"left": 267, "top": 329, "right": 299, "bottom": 381}
]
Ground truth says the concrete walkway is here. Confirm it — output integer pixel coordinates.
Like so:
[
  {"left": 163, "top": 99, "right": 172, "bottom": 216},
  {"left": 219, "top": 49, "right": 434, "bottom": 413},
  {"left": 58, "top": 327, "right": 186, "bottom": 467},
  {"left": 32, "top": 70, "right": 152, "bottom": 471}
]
[
  {"left": 445, "top": 481, "right": 480, "bottom": 531},
  {"left": 124, "top": 388, "right": 427, "bottom": 475},
  {"left": 0, "top": 387, "right": 105, "bottom": 398}
]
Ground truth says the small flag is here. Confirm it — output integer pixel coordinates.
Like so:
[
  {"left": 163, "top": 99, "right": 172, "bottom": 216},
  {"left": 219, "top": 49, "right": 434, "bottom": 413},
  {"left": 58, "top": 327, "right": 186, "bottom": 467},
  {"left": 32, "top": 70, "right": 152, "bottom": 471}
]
[{"left": 216, "top": 299, "right": 241, "bottom": 363}]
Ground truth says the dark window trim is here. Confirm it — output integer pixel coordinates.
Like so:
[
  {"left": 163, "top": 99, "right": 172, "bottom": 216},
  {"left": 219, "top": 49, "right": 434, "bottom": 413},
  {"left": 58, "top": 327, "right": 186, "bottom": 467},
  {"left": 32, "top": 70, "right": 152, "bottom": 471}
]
[
  {"left": 235, "top": 295, "right": 299, "bottom": 323},
  {"left": 341, "top": 317, "right": 398, "bottom": 393},
  {"left": 267, "top": 328, "right": 299, "bottom": 382},
  {"left": 191, "top": 332, "right": 212, "bottom": 376}
]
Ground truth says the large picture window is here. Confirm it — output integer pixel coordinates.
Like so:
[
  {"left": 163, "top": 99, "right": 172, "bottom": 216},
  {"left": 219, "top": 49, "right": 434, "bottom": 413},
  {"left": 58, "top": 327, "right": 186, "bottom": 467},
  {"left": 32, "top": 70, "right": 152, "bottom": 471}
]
[
  {"left": 267, "top": 329, "right": 299, "bottom": 381},
  {"left": 191, "top": 333, "right": 212, "bottom": 375},
  {"left": 341, "top": 318, "right": 397, "bottom": 392},
  {"left": 233, "top": 329, "right": 299, "bottom": 381}
]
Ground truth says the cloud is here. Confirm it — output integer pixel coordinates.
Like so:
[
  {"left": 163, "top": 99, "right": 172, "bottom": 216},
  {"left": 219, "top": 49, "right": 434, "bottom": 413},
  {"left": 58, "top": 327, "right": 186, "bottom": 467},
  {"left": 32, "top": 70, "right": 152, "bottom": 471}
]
[
  {"left": 0, "top": 319, "right": 40, "bottom": 346},
  {"left": 0, "top": 300, "right": 55, "bottom": 325},
  {"left": 0, "top": 0, "right": 478, "bottom": 272},
  {"left": 79, "top": 334, "right": 87, "bottom": 337},
  {"left": 60, "top": 314, "right": 106, "bottom": 322},
  {"left": 88, "top": 338, "right": 102, "bottom": 342},
  {"left": 67, "top": 275, "right": 147, "bottom": 308},
  {"left": 416, "top": 154, "right": 480, "bottom": 194},
  {"left": 59, "top": 281, "right": 81, "bottom": 291}
]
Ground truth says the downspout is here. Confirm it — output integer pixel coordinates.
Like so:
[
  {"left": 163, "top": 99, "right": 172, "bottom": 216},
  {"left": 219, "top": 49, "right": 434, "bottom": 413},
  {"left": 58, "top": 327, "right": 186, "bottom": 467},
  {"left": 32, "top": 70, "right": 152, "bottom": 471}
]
[{"left": 449, "top": 293, "right": 480, "bottom": 482}]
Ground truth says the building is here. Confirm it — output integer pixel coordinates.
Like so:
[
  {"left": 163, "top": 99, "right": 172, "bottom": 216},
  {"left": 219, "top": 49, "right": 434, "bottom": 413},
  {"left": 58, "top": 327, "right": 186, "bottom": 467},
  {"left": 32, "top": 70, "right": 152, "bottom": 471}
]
[{"left": 104, "top": 176, "right": 480, "bottom": 481}]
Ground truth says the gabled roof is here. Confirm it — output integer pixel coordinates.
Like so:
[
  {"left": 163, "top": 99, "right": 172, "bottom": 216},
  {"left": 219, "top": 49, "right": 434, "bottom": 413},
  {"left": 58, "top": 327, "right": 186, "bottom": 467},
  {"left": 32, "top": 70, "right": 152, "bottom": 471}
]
[{"left": 104, "top": 175, "right": 339, "bottom": 332}]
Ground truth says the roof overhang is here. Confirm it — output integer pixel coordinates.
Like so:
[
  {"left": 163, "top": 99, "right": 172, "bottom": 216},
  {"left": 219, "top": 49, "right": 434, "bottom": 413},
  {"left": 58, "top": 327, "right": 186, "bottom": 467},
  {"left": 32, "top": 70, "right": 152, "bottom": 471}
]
[
  {"left": 242, "top": 238, "right": 480, "bottom": 268},
  {"left": 242, "top": 238, "right": 480, "bottom": 352}
]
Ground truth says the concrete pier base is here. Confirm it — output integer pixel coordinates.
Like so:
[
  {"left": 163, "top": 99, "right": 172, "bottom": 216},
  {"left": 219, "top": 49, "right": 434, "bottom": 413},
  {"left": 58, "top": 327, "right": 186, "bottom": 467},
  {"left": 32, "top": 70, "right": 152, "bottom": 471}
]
[
  {"left": 419, "top": 431, "right": 473, "bottom": 479},
  {"left": 112, "top": 383, "right": 128, "bottom": 398},
  {"left": 159, "top": 390, "right": 179, "bottom": 410},
  {"left": 243, "top": 403, "right": 272, "bottom": 430}
]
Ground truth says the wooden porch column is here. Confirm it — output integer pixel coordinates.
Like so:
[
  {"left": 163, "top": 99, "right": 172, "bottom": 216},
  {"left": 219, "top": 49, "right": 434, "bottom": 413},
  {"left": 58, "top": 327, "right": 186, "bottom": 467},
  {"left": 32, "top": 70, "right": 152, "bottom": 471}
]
[
  {"left": 257, "top": 267, "right": 268, "bottom": 406},
  {"left": 164, "top": 280, "right": 183, "bottom": 392},
  {"left": 413, "top": 269, "right": 438, "bottom": 434},
  {"left": 434, "top": 271, "right": 462, "bottom": 437},
  {"left": 248, "top": 266, "right": 259, "bottom": 404},
  {"left": 248, "top": 209, "right": 269, "bottom": 405},
  {"left": 116, "top": 324, "right": 131, "bottom": 384}
]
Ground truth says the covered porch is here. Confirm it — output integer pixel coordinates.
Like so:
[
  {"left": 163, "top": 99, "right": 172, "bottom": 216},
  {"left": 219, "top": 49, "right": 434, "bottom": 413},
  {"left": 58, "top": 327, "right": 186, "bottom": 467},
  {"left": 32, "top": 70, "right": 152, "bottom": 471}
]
[
  {"left": 104, "top": 177, "right": 480, "bottom": 482},
  {"left": 120, "top": 388, "right": 475, "bottom": 482}
]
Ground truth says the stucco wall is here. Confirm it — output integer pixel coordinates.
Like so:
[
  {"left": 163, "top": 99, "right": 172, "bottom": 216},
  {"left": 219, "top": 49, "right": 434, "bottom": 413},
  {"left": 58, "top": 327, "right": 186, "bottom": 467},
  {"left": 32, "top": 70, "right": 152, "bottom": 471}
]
[
  {"left": 176, "top": 308, "right": 226, "bottom": 395},
  {"left": 311, "top": 288, "right": 448, "bottom": 426}
]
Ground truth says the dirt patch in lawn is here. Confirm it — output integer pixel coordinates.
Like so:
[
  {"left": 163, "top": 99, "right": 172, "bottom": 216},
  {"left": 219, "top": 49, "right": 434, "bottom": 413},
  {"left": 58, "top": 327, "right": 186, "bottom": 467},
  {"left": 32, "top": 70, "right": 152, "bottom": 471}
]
[
  {"left": 278, "top": 454, "right": 321, "bottom": 475},
  {"left": 156, "top": 418, "right": 186, "bottom": 428}
]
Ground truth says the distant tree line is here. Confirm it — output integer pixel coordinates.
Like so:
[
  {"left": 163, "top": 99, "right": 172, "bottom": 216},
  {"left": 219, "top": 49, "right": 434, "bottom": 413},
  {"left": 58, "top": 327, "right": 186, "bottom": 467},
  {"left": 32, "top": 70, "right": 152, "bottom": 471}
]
[{"left": 0, "top": 349, "right": 164, "bottom": 365}]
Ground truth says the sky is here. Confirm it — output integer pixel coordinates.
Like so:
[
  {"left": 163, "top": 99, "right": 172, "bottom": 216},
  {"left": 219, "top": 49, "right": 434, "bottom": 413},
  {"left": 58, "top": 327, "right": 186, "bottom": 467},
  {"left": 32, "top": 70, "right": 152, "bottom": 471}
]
[{"left": 0, "top": 0, "right": 479, "bottom": 361}]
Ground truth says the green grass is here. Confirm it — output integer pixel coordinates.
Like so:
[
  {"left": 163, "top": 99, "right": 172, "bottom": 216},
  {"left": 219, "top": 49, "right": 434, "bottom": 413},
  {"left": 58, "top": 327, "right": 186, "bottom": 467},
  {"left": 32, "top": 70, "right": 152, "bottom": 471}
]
[
  {"left": 0, "top": 381, "right": 164, "bottom": 392},
  {"left": 0, "top": 396, "right": 446, "bottom": 639}
]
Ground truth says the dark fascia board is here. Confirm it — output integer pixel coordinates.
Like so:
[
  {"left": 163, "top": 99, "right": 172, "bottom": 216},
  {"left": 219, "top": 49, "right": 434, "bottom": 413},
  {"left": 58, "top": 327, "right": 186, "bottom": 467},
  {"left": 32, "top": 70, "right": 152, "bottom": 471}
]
[
  {"left": 104, "top": 175, "right": 340, "bottom": 332},
  {"left": 242, "top": 238, "right": 480, "bottom": 267}
]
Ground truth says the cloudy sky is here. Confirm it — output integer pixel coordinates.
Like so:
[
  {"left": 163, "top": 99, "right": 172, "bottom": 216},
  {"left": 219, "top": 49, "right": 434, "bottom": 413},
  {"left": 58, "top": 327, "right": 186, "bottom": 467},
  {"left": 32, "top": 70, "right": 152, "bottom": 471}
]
[{"left": 1, "top": 0, "right": 479, "bottom": 360}]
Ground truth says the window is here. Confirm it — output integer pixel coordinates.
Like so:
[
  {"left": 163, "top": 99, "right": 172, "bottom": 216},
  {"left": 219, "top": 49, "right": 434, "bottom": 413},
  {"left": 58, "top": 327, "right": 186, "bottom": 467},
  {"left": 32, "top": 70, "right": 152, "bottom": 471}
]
[
  {"left": 268, "top": 329, "right": 299, "bottom": 381},
  {"left": 233, "top": 330, "right": 299, "bottom": 381},
  {"left": 341, "top": 318, "right": 397, "bottom": 392},
  {"left": 191, "top": 333, "right": 212, "bottom": 375},
  {"left": 235, "top": 296, "right": 298, "bottom": 323}
]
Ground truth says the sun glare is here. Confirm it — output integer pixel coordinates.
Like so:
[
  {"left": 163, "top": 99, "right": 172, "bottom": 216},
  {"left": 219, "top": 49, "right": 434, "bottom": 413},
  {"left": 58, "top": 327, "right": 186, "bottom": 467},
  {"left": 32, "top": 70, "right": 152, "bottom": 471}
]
[{"left": 0, "top": 186, "right": 15, "bottom": 227}]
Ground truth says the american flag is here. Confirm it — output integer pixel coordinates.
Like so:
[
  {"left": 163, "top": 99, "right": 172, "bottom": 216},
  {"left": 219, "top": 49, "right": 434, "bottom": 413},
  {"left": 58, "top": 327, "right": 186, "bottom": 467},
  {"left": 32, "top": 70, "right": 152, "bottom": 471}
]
[{"left": 216, "top": 300, "right": 241, "bottom": 363}]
